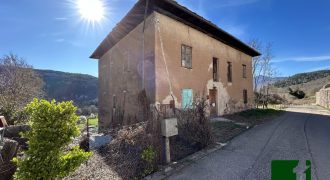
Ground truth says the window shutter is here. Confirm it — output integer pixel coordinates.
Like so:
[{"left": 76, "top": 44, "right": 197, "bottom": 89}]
[
  {"left": 181, "top": 46, "right": 186, "bottom": 66},
  {"left": 182, "top": 89, "right": 187, "bottom": 109},
  {"left": 187, "top": 89, "right": 193, "bottom": 109},
  {"left": 187, "top": 47, "right": 191, "bottom": 68}
]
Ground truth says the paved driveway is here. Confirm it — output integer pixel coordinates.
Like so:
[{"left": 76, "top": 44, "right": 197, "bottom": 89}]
[{"left": 166, "top": 106, "right": 330, "bottom": 180}]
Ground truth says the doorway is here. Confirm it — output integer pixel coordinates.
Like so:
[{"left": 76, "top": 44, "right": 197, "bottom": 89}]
[{"left": 209, "top": 89, "right": 217, "bottom": 116}]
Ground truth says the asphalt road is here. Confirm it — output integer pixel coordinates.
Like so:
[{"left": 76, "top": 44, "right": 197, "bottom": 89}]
[{"left": 166, "top": 106, "right": 330, "bottom": 180}]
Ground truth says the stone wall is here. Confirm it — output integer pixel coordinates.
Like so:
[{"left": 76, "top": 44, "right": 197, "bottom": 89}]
[
  {"left": 4, "top": 125, "right": 30, "bottom": 152},
  {"left": 4, "top": 125, "right": 30, "bottom": 138},
  {"left": 0, "top": 138, "right": 19, "bottom": 180},
  {"left": 316, "top": 89, "right": 330, "bottom": 108}
]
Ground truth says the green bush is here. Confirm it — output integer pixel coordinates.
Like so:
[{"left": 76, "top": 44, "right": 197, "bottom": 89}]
[
  {"left": 287, "top": 87, "right": 305, "bottom": 99},
  {"left": 12, "top": 99, "right": 93, "bottom": 180},
  {"left": 141, "top": 146, "right": 158, "bottom": 178}
]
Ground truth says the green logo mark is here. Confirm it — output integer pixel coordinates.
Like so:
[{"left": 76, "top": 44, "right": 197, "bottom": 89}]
[{"left": 271, "top": 160, "right": 311, "bottom": 180}]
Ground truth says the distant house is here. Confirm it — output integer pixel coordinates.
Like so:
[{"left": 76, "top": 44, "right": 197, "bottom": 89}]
[{"left": 90, "top": 0, "right": 261, "bottom": 130}]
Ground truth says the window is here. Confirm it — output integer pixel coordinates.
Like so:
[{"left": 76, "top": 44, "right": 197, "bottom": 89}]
[
  {"left": 242, "top": 64, "right": 246, "bottom": 78},
  {"left": 213, "top": 58, "right": 218, "bottom": 82},
  {"left": 243, "top": 90, "right": 247, "bottom": 104},
  {"left": 181, "top": 45, "right": 192, "bottom": 68},
  {"left": 227, "top": 62, "right": 232, "bottom": 82}
]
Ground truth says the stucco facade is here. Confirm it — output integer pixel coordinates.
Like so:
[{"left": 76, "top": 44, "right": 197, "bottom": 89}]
[
  {"left": 154, "top": 12, "right": 254, "bottom": 116},
  {"left": 98, "top": 13, "right": 156, "bottom": 129},
  {"left": 95, "top": 9, "right": 257, "bottom": 130}
]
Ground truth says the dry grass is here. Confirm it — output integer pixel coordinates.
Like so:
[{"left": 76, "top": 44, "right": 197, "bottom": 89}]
[{"left": 60, "top": 91, "right": 214, "bottom": 180}]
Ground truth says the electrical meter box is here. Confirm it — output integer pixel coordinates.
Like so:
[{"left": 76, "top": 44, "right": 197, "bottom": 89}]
[{"left": 161, "top": 118, "right": 178, "bottom": 137}]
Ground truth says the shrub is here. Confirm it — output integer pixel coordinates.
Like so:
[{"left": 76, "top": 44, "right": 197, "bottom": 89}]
[
  {"left": 287, "top": 87, "right": 305, "bottom": 99},
  {"left": 12, "top": 99, "right": 93, "bottom": 180},
  {"left": 90, "top": 113, "right": 96, "bottom": 119},
  {"left": 79, "top": 116, "right": 87, "bottom": 122},
  {"left": 141, "top": 145, "right": 158, "bottom": 178}
]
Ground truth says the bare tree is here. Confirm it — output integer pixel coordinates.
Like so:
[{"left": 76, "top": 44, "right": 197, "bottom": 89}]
[
  {"left": 247, "top": 39, "right": 280, "bottom": 108},
  {"left": 0, "top": 53, "right": 44, "bottom": 124},
  {"left": 247, "top": 38, "right": 264, "bottom": 93}
]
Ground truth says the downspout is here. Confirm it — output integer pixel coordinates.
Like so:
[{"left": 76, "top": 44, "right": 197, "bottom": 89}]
[{"left": 142, "top": 0, "right": 149, "bottom": 90}]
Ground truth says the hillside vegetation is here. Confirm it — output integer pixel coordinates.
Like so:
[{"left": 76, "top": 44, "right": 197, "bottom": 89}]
[
  {"left": 276, "top": 75, "right": 330, "bottom": 96},
  {"left": 34, "top": 69, "right": 98, "bottom": 106},
  {"left": 273, "top": 70, "right": 330, "bottom": 88}
]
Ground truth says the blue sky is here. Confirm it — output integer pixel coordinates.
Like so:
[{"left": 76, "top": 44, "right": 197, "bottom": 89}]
[{"left": 1, "top": 0, "right": 329, "bottom": 78}]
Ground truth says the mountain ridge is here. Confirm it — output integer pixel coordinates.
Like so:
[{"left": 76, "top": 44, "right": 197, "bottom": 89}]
[{"left": 34, "top": 69, "right": 98, "bottom": 106}]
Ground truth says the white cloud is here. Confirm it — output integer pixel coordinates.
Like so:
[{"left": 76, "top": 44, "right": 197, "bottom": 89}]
[
  {"left": 272, "top": 56, "right": 330, "bottom": 63},
  {"left": 308, "top": 65, "right": 330, "bottom": 72},
  {"left": 55, "top": 39, "right": 65, "bottom": 42},
  {"left": 216, "top": 0, "right": 261, "bottom": 8},
  {"left": 54, "top": 18, "right": 67, "bottom": 20}
]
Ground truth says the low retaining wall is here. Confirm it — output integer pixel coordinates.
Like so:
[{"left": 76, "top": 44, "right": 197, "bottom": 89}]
[{"left": 316, "top": 89, "right": 330, "bottom": 108}]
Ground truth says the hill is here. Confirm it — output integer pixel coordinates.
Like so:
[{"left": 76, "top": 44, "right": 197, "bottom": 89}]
[
  {"left": 34, "top": 69, "right": 98, "bottom": 106},
  {"left": 255, "top": 76, "right": 287, "bottom": 89},
  {"left": 273, "top": 70, "right": 330, "bottom": 88}
]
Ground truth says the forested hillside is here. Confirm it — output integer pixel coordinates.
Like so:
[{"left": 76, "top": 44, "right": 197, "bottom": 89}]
[
  {"left": 34, "top": 69, "right": 98, "bottom": 106},
  {"left": 273, "top": 70, "right": 330, "bottom": 88}
]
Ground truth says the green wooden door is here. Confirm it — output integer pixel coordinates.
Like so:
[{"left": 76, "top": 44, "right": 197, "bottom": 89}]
[{"left": 182, "top": 89, "right": 193, "bottom": 109}]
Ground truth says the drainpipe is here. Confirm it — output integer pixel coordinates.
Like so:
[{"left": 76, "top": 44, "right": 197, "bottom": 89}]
[{"left": 142, "top": 0, "right": 149, "bottom": 90}]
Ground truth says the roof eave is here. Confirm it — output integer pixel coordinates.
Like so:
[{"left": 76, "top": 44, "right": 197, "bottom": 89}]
[{"left": 90, "top": 0, "right": 262, "bottom": 59}]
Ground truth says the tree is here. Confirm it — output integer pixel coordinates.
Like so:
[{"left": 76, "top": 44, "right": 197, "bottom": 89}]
[
  {"left": 0, "top": 53, "right": 44, "bottom": 124},
  {"left": 12, "top": 99, "right": 93, "bottom": 180},
  {"left": 81, "top": 106, "right": 91, "bottom": 115},
  {"left": 246, "top": 38, "right": 280, "bottom": 108},
  {"left": 90, "top": 105, "right": 98, "bottom": 114},
  {"left": 287, "top": 87, "right": 305, "bottom": 99},
  {"left": 75, "top": 108, "right": 82, "bottom": 116}
]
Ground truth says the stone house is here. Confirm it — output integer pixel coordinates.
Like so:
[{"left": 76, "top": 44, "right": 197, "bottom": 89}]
[
  {"left": 316, "top": 83, "right": 330, "bottom": 108},
  {"left": 90, "top": 0, "right": 261, "bottom": 130}
]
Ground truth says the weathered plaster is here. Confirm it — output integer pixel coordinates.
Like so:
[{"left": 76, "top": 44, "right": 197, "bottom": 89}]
[
  {"left": 208, "top": 62, "right": 213, "bottom": 72},
  {"left": 154, "top": 11, "right": 254, "bottom": 116},
  {"left": 98, "top": 11, "right": 255, "bottom": 128},
  {"left": 206, "top": 79, "right": 230, "bottom": 116}
]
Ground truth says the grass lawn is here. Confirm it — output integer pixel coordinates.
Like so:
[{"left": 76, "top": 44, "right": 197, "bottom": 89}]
[
  {"left": 221, "top": 108, "right": 285, "bottom": 126},
  {"left": 212, "top": 108, "right": 285, "bottom": 143},
  {"left": 77, "top": 118, "right": 98, "bottom": 128}
]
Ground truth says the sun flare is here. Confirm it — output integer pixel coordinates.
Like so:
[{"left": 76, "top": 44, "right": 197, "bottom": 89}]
[{"left": 77, "top": 0, "right": 104, "bottom": 21}]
